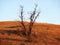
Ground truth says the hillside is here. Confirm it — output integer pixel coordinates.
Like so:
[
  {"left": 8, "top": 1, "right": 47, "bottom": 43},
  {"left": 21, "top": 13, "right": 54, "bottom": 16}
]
[{"left": 0, "top": 21, "right": 60, "bottom": 45}]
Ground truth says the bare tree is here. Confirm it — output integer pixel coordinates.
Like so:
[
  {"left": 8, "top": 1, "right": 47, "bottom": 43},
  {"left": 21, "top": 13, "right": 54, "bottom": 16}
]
[
  {"left": 19, "top": 5, "right": 40, "bottom": 37},
  {"left": 28, "top": 5, "right": 40, "bottom": 36},
  {"left": 19, "top": 6, "right": 26, "bottom": 36}
]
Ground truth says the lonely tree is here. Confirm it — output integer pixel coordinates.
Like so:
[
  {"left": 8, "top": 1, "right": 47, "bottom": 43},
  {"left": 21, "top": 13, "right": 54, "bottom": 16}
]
[{"left": 19, "top": 5, "right": 40, "bottom": 37}]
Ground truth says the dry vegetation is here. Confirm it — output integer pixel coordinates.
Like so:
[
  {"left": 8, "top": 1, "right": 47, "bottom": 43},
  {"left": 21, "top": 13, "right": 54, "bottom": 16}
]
[
  {"left": 0, "top": 21, "right": 60, "bottom": 45},
  {"left": 0, "top": 5, "right": 60, "bottom": 45}
]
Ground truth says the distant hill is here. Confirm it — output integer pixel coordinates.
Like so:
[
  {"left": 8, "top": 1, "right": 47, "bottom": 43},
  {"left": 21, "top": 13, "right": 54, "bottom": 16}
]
[{"left": 0, "top": 21, "right": 60, "bottom": 45}]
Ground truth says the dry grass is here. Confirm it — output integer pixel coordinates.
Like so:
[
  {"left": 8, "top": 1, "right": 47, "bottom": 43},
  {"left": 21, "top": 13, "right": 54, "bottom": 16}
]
[{"left": 0, "top": 21, "right": 60, "bottom": 45}]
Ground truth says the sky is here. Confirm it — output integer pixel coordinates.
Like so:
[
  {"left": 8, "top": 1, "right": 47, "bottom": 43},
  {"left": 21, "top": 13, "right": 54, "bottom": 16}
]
[{"left": 0, "top": 0, "right": 60, "bottom": 24}]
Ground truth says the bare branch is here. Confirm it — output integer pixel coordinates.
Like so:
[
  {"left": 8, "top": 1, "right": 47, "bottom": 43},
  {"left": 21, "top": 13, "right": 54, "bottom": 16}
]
[
  {"left": 28, "top": 5, "right": 40, "bottom": 36},
  {"left": 19, "top": 6, "right": 26, "bottom": 35},
  {"left": 19, "top": 5, "right": 40, "bottom": 37},
  {"left": 33, "top": 12, "right": 40, "bottom": 23}
]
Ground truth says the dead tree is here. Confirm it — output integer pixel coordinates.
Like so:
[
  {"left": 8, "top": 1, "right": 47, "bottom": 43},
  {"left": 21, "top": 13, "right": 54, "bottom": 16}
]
[
  {"left": 19, "top": 5, "right": 40, "bottom": 36},
  {"left": 19, "top": 6, "right": 27, "bottom": 36},
  {"left": 28, "top": 5, "right": 40, "bottom": 36}
]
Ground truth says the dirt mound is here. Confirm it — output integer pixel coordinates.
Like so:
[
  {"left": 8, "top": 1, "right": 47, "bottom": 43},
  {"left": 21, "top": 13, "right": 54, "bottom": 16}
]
[{"left": 0, "top": 21, "right": 60, "bottom": 45}]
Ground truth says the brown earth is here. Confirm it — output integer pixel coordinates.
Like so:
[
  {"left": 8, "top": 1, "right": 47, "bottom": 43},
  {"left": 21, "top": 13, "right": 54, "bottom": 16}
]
[{"left": 0, "top": 21, "right": 60, "bottom": 45}]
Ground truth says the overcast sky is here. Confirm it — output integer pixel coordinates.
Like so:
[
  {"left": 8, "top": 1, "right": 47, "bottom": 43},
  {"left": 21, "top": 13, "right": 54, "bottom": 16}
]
[{"left": 0, "top": 0, "right": 60, "bottom": 24}]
